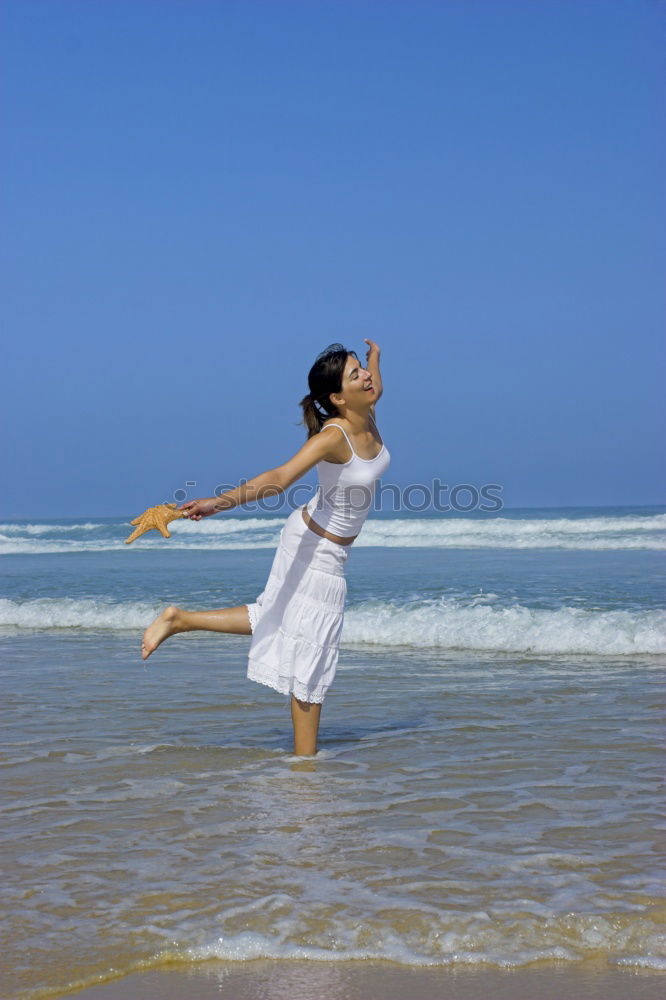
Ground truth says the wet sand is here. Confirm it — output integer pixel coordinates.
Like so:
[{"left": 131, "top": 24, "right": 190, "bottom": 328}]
[{"left": 59, "top": 959, "right": 663, "bottom": 1000}]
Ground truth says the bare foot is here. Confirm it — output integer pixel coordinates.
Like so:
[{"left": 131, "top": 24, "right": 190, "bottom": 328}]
[{"left": 141, "top": 605, "right": 182, "bottom": 661}]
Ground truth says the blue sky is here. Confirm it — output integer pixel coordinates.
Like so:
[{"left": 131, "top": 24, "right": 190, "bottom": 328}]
[{"left": 2, "top": 0, "right": 664, "bottom": 517}]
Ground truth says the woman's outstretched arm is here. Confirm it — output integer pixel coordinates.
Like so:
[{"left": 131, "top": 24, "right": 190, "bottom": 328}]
[{"left": 179, "top": 427, "right": 343, "bottom": 521}]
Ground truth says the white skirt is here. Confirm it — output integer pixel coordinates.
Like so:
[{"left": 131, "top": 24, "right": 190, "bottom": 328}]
[{"left": 246, "top": 505, "right": 350, "bottom": 704}]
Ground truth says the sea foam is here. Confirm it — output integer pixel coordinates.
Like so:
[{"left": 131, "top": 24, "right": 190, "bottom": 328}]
[
  {"left": 2, "top": 596, "right": 664, "bottom": 655},
  {"left": 343, "top": 598, "right": 666, "bottom": 656},
  {"left": 0, "top": 512, "right": 664, "bottom": 554}
]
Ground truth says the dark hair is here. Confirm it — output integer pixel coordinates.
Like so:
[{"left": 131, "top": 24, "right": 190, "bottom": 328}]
[{"left": 299, "top": 343, "right": 358, "bottom": 439}]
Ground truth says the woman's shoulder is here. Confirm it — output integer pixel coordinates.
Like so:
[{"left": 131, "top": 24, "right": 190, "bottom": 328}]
[
  {"left": 321, "top": 417, "right": 349, "bottom": 431},
  {"left": 317, "top": 419, "right": 353, "bottom": 462}
]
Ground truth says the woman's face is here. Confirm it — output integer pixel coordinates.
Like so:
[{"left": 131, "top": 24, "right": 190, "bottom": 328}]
[{"left": 339, "top": 353, "right": 374, "bottom": 405}]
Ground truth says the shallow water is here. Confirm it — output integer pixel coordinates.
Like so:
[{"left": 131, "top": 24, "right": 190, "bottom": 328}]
[
  {"left": 1, "top": 507, "right": 665, "bottom": 997},
  {"left": 2, "top": 634, "right": 665, "bottom": 997}
]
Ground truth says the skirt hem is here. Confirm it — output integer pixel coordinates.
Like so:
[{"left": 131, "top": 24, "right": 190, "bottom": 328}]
[{"left": 247, "top": 660, "right": 328, "bottom": 704}]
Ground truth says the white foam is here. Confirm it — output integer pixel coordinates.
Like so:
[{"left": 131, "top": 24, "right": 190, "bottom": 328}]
[
  {"left": 2, "top": 595, "right": 664, "bottom": 655},
  {"left": 0, "top": 536, "right": 123, "bottom": 555},
  {"left": 359, "top": 513, "right": 666, "bottom": 550},
  {"left": 615, "top": 955, "right": 666, "bottom": 970},
  {"left": 343, "top": 599, "right": 666, "bottom": 655},
  {"left": 0, "top": 522, "right": 101, "bottom": 535},
  {"left": 169, "top": 516, "right": 287, "bottom": 535},
  {"left": 0, "top": 512, "right": 664, "bottom": 554},
  {"left": 0, "top": 597, "right": 162, "bottom": 629},
  {"left": 162, "top": 910, "right": 666, "bottom": 968}
]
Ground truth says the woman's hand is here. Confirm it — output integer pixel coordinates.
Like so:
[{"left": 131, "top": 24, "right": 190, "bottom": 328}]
[
  {"left": 178, "top": 497, "right": 220, "bottom": 521},
  {"left": 364, "top": 338, "right": 380, "bottom": 363}
]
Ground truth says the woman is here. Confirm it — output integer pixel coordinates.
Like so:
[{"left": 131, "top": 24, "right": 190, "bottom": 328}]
[{"left": 141, "top": 339, "right": 389, "bottom": 756}]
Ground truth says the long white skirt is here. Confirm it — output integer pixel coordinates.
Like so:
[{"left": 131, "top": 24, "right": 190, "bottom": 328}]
[{"left": 246, "top": 505, "right": 350, "bottom": 704}]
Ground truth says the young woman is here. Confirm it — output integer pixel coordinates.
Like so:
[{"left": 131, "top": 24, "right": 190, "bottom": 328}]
[{"left": 140, "top": 340, "right": 389, "bottom": 756}]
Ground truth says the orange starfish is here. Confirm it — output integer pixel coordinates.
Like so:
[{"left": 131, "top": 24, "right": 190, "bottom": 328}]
[{"left": 125, "top": 503, "right": 185, "bottom": 544}]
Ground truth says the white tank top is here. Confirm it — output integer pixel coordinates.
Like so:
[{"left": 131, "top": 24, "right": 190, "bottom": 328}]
[{"left": 305, "top": 417, "right": 391, "bottom": 537}]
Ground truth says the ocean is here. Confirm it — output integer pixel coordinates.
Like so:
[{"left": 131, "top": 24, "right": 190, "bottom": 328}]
[{"left": 1, "top": 505, "right": 665, "bottom": 998}]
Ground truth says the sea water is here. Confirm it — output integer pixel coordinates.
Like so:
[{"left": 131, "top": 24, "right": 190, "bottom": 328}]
[{"left": 1, "top": 506, "right": 665, "bottom": 997}]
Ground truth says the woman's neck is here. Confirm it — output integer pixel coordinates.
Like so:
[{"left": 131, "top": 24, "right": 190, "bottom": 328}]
[{"left": 334, "top": 406, "right": 374, "bottom": 433}]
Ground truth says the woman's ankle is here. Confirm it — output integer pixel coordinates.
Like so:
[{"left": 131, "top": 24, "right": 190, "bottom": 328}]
[{"left": 163, "top": 605, "right": 185, "bottom": 633}]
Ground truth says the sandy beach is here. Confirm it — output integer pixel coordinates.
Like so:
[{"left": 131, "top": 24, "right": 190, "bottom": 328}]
[{"left": 51, "top": 959, "right": 664, "bottom": 1000}]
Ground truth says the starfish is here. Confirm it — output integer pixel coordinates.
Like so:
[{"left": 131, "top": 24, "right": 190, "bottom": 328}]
[{"left": 125, "top": 503, "right": 185, "bottom": 544}]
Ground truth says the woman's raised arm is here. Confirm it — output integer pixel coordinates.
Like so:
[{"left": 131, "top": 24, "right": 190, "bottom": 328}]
[
  {"left": 179, "top": 428, "right": 341, "bottom": 520},
  {"left": 364, "top": 339, "right": 383, "bottom": 403}
]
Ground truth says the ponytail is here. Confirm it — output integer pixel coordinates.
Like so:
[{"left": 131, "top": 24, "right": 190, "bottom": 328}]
[{"left": 299, "top": 394, "right": 326, "bottom": 439}]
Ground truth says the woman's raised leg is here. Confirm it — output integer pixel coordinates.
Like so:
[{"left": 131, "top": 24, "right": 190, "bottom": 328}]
[
  {"left": 141, "top": 604, "right": 252, "bottom": 661},
  {"left": 290, "top": 695, "right": 322, "bottom": 756}
]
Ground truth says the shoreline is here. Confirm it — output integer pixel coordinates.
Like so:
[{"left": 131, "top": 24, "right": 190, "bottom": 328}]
[{"left": 45, "top": 959, "right": 664, "bottom": 1000}]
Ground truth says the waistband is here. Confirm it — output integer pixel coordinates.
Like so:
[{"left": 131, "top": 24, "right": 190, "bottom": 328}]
[
  {"left": 301, "top": 505, "right": 357, "bottom": 546},
  {"left": 279, "top": 506, "right": 350, "bottom": 576}
]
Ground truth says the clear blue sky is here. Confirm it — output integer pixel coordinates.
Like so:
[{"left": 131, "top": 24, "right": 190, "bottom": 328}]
[{"left": 2, "top": 0, "right": 664, "bottom": 517}]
